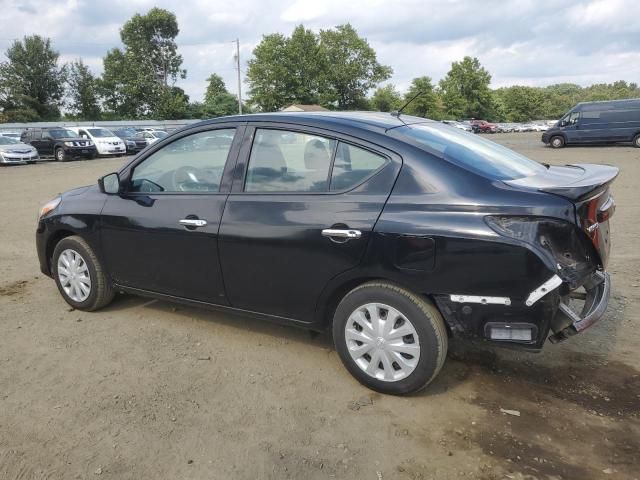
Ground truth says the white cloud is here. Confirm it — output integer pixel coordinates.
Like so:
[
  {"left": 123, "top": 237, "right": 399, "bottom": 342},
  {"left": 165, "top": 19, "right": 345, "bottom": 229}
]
[{"left": 0, "top": 0, "right": 638, "bottom": 103}]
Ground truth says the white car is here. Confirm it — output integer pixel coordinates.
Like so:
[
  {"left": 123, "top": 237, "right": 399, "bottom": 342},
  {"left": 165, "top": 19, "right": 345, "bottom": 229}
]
[
  {"left": 135, "top": 129, "right": 169, "bottom": 145},
  {"left": 70, "top": 127, "right": 126, "bottom": 156},
  {"left": 0, "top": 136, "right": 39, "bottom": 165}
]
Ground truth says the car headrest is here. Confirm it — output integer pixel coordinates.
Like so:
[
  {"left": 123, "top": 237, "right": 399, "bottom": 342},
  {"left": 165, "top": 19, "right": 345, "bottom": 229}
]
[{"left": 304, "top": 139, "right": 330, "bottom": 170}]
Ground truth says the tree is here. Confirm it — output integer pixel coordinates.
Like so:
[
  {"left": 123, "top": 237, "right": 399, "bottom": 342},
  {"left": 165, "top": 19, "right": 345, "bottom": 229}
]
[
  {"left": 0, "top": 35, "right": 66, "bottom": 121},
  {"left": 66, "top": 59, "right": 101, "bottom": 119},
  {"left": 319, "top": 24, "right": 392, "bottom": 109},
  {"left": 403, "top": 76, "right": 443, "bottom": 119},
  {"left": 247, "top": 25, "right": 326, "bottom": 111},
  {"left": 155, "top": 86, "right": 189, "bottom": 119},
  {"left": 100, "top": 8, "right": 186, "bottom": 118},
  {"left": 439, "top": 56, "right": 493, "bottom": 119},
  {"left": 493, "top": 86, "right": 545, "bottom": 122},
  {"left": 247, "top": 23, "right": 391, "bottom": 111},
  {"left": 371, "top": 85, "right": 402, "bottom": 112},
  {"left": 203, "top": 74, "right": 239, "bottom": 117}
]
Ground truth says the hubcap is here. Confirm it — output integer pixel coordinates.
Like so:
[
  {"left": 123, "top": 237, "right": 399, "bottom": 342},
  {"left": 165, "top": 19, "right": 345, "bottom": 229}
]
[
  {"left": 552, "top": 138, "right": 561, "bottom": 147},
  {"left": 57, "top": 249, "right": 91, "bottom": 302},
  {"left": 344, "top": 303, "right": 420, "bottom": 382}
]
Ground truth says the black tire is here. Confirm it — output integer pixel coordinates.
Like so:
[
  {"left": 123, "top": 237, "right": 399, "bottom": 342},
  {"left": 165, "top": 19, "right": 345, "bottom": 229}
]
[
  {"left": 52, "top": 235, "right": 115, "bottom": 311},
  {"left": 633, "top": 134, "right": 640, "bottom": 148},
  {"left": 550, "top": 135, "right": 565, "bottom": 149},
  {"left": 55, "top": 147, "right": 67, "bottom": 162},
  {"left": 332, "top": 282, "right": 448, "bottom": 395}
]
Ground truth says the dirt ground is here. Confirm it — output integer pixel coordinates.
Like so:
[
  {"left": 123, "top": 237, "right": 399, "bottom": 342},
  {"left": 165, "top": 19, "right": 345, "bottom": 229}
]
[{"left": 1, "top": 132, "right": 639, "bottom": 480}]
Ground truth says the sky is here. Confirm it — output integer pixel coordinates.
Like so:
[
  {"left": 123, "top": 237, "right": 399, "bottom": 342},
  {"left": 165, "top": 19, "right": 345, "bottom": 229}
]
[{"left": 1, "top": 0, "right": 639, "bottom": 103}]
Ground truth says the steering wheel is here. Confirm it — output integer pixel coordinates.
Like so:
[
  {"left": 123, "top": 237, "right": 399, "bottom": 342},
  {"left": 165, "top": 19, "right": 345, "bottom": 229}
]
[{"left": 171, "top": 165, "right": 219, "bottom": 192}]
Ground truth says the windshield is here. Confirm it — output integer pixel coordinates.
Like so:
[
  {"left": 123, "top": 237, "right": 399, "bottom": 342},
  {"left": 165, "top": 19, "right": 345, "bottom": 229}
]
[
  {"left": 115, "top": 128, "right": 137, "bottom": 137},
  {"left": 87, "top": 128, "right": 115, "bottom": 138},
  {"left": 0, "top": 137, "right": 19, "bottom": 145},
  {"left": 50, "top": 129, "right": 77, "bottom": 139},
  {"left": 392, "top": 123, "right": 546, "bottom": 180}
]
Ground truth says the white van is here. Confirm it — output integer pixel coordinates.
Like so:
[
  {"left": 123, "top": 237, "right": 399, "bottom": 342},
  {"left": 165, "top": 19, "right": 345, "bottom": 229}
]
[{"left": 70, "top": 127, "right": 126, "bottom": 156}]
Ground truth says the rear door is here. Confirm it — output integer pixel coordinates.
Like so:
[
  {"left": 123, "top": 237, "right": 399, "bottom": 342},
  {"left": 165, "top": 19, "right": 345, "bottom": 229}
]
[
  {"left": 100, "top": 124, "right": 243, "bottom": 303},
  {"left": 218, "top": 124, "right": 401, "bottom": 323}
]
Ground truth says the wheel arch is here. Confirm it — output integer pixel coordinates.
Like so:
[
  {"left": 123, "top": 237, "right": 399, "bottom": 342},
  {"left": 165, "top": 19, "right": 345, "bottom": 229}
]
[
  {"left": 45, "top": 229, "right": 80, "bottom": 274},
  {"left": 315, "top": 275, "right": 447, "bottom": 334}
]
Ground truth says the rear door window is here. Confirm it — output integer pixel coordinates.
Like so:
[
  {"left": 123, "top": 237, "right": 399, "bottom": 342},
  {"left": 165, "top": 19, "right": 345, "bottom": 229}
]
[{"left": 244, "top": 129, "right": 336, "bottom": 192}]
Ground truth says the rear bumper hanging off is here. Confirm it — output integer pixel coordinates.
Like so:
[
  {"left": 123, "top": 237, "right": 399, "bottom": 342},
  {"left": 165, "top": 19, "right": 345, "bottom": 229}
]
[{"left": 548, "top": 271, "right": 610, "bottom": 343}]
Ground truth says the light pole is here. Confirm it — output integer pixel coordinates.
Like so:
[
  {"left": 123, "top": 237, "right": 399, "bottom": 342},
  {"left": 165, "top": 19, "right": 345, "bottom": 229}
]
[{"left": 235, "top": 39, "right": 242, "bottom": 115}]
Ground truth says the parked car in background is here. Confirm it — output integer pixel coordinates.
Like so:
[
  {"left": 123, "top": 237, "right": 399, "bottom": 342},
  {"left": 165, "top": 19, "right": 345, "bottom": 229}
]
[
  {"left": 470, "top": 120, "right": 497, "bottom": 133},
  {"left": 112, "top": 128, "right": 148, "bottom": 155},
  {"left": 21, "top": 127, "right": 97, "bottom": 161},
  {"left": 70, "top": 127, "right": 126, "bottom": 157},
  {"left": 36, "top": 112, "right": 616, "bottom": 394},
  {"left": 0, "top": 132, "right": 22, "bottom": 141},
  {"left": 496, "top": 123, "right": 516, "bottom": 133},
  {"left": 542, "top": 98, "right": 640, "bottom": 148},
  {"left": 135, "top": 129, "right": 168, "bottom": 145},
  {"left": 0, "top": 135, "right": 39, "bottom": 165},
  {"left": 441, "top": 120, "right": 473, "bottom": 132}
]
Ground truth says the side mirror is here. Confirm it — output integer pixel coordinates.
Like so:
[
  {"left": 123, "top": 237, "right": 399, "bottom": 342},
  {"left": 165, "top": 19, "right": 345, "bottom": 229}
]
[{"left": 98, "top": 172, "right": 121, "bottom": 194}]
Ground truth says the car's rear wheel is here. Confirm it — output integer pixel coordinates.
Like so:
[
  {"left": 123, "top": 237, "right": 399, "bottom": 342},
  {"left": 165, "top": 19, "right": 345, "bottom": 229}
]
[
  {"left": 550, "top": 135, "right": 565, "bottom": 148},
  {"left": 332, "top": 282, "right": 448, "bottom": 395},
  {"left": 633, "top": 134, "right": 640, "bottom": 148},
  {"left": 52, "top": 236, "right": 114, "bottom": 311},
  {"left": 55, "top": 147, "right": 67, "bottom": 162}
]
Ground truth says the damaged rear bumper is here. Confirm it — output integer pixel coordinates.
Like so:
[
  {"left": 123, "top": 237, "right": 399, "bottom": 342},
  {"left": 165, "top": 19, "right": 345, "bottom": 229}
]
[{"left": 548, "top": 271, "right": 610, "bottom": 343}]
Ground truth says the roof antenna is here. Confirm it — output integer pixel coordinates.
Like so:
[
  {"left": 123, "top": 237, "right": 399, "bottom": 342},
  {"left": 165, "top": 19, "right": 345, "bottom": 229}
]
[{"left": 390, "top": 91, "right": 423, "bottom": 118}]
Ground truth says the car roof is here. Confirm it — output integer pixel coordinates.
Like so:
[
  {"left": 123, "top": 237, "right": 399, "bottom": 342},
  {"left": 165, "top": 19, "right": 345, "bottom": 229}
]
[{"left": 194, "top": 111, "right": 434, "bottom": 133}]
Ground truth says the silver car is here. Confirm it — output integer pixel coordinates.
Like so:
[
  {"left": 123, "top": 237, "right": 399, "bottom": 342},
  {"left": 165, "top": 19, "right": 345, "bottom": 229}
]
[{"left": 0, "top": 136, "right": 40, "bottom": 165}]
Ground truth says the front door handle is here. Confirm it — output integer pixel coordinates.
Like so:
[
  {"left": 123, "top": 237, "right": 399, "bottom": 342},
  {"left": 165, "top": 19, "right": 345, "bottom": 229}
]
[
  {"left": 179, "top": 218, "right": 207, "bottom": 228},
  {"left": 322, "top": 228, "right": 362, "bottom": 240}
]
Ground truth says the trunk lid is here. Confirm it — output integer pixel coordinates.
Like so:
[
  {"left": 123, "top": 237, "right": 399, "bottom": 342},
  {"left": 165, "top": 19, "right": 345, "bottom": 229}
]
[{"left": 505, "top": 163, "right": 618, "bottom": 267}]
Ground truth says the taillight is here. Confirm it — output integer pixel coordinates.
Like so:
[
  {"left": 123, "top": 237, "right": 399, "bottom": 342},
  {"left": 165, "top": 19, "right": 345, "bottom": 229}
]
[{"left": 485, "top": 216, "right": 597, "bottom": 288}]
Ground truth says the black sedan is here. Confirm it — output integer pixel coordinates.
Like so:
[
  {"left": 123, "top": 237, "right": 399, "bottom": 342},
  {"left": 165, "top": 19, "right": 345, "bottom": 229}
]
[
  {"left": 35, "top": 112, "right": 617, "bottom": 394},
  {"left": 112, "top": 128, "right": 149, "bottom": 155}
]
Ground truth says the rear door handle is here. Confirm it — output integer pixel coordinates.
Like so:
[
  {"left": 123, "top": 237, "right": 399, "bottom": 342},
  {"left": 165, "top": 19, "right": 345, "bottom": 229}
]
[
  {"left": 322, "top": 228, "right": 362, "bottom": 240},
  {"left": 179, "top": 218, "right": 207, "bottom": 228}
]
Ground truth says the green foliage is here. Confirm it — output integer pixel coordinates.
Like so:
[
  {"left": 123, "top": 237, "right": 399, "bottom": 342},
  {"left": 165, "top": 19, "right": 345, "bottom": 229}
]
[
  {"left": 100, "top": 8, "right": 186, "bottom": 119},
  {"left": 319, "top": 24, "right": 392, "bottom": 110},
  {"left": 155, "top": 86, "right": 189, "bottom": 119},
  {"left": 403, "top": 76, "right": 444, "bottom": 119},
  {"left": 247, "top": 23, "right": 391, "bottom": 111},
  {"left": 493, "top": 86, "right": 545, "bottom": 122},
  {"left": 203, "top": 74, "right": 240, "bottom": 117},
  {"left": 371, "top": 85, "right": 402, "bottom": 112},
  {"left": 0, "top": 35, "right": 66, "bottom": 121},
  {"left": 439, "top": 56, "right": 493, "bottom": 119},
  {"left": 66, "top": 59, "right": 101, "bottom": 120}
]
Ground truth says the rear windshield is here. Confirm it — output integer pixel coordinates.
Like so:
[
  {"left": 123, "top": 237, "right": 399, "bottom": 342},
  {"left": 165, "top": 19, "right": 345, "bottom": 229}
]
[
  {"left": 392, "top": 123, "right": 546, "bottom": 180},
  {"left": 87, "top": 128, "right": 115, "bottom": 138}
]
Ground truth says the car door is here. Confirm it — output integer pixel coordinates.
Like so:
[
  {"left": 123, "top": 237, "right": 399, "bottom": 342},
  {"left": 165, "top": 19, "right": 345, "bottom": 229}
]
[
  {"left": 561, "top": 111, "right": 581, "bottom": 143},
  {"left": 218, "top": 124, "right": 401, "bottom": 323},
  {"left": 100, "top": 124, "right": 244, "bottom": 304}
]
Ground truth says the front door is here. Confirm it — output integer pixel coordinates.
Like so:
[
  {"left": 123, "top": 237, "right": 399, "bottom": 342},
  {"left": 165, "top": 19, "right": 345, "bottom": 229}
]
[
  {"left": 219, "top": 125, "right": 401, "bottom": 323},
  {"left": 100, "top": 126, "right": 242, "bottom": 304}
]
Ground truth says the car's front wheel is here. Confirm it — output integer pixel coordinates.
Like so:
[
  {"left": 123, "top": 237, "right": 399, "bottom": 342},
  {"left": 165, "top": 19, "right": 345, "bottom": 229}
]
[
  {"left": 550, "top": 135, "right": 565, "bottom": 148},
  {"left": 55, "top": 147, "right": 67, "bottom": 162},
  {"left": 52, "top": 236, "right": 115, "bottom": 311},
  {"left": 333, "top": 282, "right": 448, "bottom": 395},
  {"left": 633, "top": 134, "right": 640, "bottom": 148}
]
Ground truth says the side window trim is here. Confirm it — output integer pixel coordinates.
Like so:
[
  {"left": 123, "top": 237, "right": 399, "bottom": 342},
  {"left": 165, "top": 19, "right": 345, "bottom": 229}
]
[
  {"left": 120, "top": 123, "right": 246, "bottom": 196},
  {"left": 234, "top": 123, "right": 393, "bottom": 195}
]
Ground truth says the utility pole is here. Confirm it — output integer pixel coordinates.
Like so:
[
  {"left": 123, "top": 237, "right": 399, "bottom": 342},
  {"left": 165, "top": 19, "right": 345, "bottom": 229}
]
[{"left": 235, "top": 39, "right": 242, "bottom": 115}]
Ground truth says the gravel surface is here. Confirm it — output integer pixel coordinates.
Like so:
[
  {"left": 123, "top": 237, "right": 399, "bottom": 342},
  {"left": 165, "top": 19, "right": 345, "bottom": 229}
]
[{"left": 1, "top": 133, "right": 639, "bottom": 479}]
